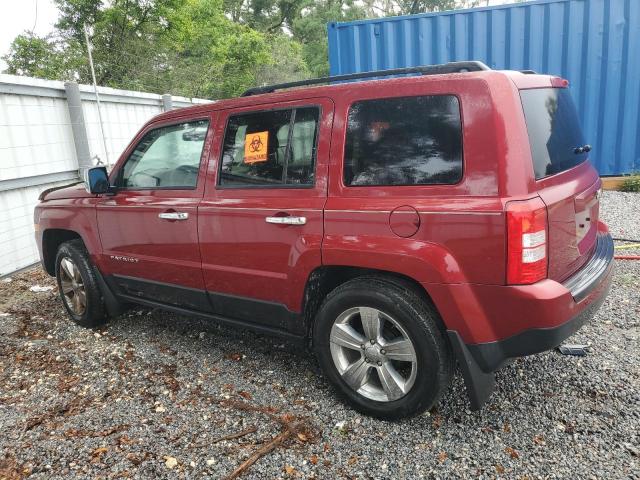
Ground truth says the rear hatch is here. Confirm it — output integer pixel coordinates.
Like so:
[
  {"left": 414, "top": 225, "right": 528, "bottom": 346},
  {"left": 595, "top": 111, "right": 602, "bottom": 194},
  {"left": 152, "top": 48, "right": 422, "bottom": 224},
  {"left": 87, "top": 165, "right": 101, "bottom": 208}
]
[{"left": 520, "top": 86, "right": 600, "bottom": 282}]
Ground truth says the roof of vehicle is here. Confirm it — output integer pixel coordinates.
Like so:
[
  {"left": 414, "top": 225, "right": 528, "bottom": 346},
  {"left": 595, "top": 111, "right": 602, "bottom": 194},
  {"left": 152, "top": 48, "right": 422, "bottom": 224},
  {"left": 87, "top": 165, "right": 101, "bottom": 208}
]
[{"left": 153, "top": 65, "right": 562, "bottom": 123}]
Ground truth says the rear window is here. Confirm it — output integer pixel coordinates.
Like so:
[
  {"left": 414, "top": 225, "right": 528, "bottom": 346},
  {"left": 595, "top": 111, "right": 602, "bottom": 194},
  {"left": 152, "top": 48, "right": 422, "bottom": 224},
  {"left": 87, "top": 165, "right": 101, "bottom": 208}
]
[
  {"left": 343, "top": 95, "right": 463, "bottom": 186},
  {"left": 520, "top": 88, "right": 588, "bottom": 180}
]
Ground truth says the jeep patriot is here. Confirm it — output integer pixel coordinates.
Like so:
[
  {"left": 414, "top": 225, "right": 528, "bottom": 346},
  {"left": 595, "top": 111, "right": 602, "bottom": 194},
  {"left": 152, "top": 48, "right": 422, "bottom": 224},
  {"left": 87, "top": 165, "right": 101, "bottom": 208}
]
[{"left": 34, "top": 61, "right": 614, "bottom": 419}]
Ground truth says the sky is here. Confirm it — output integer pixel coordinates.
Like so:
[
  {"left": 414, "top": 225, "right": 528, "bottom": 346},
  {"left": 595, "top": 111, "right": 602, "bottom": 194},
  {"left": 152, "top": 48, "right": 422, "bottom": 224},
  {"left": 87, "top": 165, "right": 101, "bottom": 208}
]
[
  {"left": 0, "top": 0, "right": 521, "bottom": 71},
  {"left": 0, "top": 0, "right": 60, "bottom": 69}
]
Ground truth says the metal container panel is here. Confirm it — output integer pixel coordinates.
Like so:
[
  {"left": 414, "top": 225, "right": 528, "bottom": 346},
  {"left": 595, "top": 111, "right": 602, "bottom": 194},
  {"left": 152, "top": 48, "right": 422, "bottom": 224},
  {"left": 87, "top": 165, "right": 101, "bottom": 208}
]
[{"left": 328, "top": 0, "right": 640, "bottom": 175}]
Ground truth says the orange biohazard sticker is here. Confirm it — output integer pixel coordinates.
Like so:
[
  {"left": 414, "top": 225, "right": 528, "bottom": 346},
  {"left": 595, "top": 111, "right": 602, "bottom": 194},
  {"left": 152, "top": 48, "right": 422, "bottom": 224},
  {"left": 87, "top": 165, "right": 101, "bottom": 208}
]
[{"left": 244, "top": 131, "right": 269, "bottom": 163}]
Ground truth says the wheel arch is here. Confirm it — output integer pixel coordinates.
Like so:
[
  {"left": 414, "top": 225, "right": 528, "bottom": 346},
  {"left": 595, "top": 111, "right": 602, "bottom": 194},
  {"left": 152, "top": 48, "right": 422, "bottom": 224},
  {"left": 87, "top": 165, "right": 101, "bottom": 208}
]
[
  {"left": 42, "top": 229, "right": 85, "bottom": 276},
  {"left": 301, "top": 266, "right": 447, "bottom": 343}
]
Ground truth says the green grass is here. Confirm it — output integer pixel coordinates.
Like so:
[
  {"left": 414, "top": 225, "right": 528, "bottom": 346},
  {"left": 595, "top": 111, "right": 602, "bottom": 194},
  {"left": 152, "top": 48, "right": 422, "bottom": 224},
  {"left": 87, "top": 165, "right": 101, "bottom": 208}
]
[{"left": 620, "top": 174, "right": 640, "bottom": 192}]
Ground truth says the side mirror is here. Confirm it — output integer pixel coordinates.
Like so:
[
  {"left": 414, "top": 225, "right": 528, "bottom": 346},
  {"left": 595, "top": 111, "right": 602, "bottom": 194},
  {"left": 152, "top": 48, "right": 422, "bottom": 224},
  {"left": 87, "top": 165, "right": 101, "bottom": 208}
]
[{"left": 83, "top": 166, "right": 112, "bottom": 194}]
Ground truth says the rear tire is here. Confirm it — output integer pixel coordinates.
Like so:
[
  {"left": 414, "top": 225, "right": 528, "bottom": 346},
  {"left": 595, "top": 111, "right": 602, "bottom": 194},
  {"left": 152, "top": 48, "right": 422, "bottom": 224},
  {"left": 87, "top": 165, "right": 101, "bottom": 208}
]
[
  {"left": 313, "top": 276, "right": 453, "bottom": 420},
  {"left": 55, "top": 239, "right": 108, "bottom": 328}
]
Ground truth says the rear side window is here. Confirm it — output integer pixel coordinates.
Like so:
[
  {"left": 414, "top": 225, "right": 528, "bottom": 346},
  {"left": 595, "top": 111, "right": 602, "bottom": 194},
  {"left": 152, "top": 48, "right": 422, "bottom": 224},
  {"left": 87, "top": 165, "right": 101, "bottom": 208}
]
[
  {"left": 343, "top": 95, "right": 463, "bottom": 186},
  {"left": 219, "top": 107, "right": 320, "bottom": 187},
  {"left": 520, "top": 88, "right": 588, "bottom": 180}
]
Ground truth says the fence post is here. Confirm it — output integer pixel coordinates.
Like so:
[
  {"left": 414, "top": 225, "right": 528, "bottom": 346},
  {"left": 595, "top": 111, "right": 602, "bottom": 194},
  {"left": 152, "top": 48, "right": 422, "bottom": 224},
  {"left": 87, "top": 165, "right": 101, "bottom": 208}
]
[
  {"left": 64, "top": 82, "right": 92, "bottom": 170},
  {"left": 162, "top": 94, "right": 173, "bottom": 111}
]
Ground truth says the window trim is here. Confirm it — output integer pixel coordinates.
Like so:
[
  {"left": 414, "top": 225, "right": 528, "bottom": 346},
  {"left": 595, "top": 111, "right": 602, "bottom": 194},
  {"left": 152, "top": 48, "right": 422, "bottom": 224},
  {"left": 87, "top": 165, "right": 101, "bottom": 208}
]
[
  {"left": 115, "top": 117, "right": 211, "bottom": 191},
  {"left": 216, "top": 105, "right": 322, "bottom": 190},
  {"left": 341, "top": 94, "right": 465, "bottom": 188}
]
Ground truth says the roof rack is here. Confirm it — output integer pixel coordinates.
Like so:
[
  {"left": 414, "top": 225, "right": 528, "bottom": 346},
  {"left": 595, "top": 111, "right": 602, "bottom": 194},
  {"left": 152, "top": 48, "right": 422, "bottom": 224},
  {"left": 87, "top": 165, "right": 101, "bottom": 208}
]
[{"left": 241, "top": 61, "right": 491, "bottom": 97}]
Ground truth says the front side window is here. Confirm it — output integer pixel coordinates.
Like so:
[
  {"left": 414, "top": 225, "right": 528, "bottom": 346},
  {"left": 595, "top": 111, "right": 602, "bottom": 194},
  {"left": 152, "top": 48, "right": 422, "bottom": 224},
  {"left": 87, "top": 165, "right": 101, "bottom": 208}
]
[
  {"left": 119, "top": 119, "right": 209, "bottom": 189},
  {"left": 219, "top": 107, "right": 320, "bottom": 187},
  {"left": 344, "top": 95, "right": 463, "bottom": 186}
]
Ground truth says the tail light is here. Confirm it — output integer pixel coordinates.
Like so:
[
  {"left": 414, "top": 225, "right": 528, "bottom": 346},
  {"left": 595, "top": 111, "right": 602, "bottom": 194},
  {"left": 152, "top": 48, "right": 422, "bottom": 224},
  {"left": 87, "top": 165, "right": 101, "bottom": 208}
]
[
  {"left": 506, "top": 197, "right": 548, "bottom": 285},
  {"left": 551, "top": 77, "right": 570, "bottom": 88}
]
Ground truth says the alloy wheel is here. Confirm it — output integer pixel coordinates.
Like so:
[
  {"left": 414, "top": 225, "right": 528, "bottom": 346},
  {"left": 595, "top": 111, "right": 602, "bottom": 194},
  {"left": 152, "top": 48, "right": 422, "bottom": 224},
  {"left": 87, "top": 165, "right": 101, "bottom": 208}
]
[
  {"left": 329, "top": 307, "right": 418, "bottom": 402},
  {"left": 59, "top": 257, "right": 87, "bottom": 316}
]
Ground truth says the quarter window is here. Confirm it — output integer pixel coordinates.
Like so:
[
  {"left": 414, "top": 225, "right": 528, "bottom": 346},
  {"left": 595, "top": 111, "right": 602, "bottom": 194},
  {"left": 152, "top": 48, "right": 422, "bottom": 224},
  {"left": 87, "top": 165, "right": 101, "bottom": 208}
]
[
  {"left": 343, "top": 96, "right": 463, "bottom": 186},
  {"left": 119, "top": 120, "right": 209, "bottom": 189},
  {"left": 219, "top": 107, "right": 320, "bottom": 187}
]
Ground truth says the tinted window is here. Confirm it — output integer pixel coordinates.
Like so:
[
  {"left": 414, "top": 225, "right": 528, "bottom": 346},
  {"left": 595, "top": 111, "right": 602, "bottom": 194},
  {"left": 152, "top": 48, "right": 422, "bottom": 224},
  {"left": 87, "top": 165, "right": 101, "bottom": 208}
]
[
  {"left": 521, "top": 88, "right": 588, "bottom": 180},
  {"left": 220, "top": 107, "right": 320, "bottom": 187},
  {"left": 344, "top": 96, "right": 463, "bottom": 186},
  {"left": 120, "top": 120, "right": 209, "bottom": 189}
]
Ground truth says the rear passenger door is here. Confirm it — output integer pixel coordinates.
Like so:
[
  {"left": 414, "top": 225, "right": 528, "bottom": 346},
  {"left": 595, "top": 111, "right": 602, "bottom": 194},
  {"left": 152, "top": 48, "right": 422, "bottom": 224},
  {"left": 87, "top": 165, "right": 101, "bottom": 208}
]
[
  {"left": 199, "top": 99, "right": 333, "bottom": 333},
  {"left": 97, "top": 116, "right": 215, "bottom": 311}
]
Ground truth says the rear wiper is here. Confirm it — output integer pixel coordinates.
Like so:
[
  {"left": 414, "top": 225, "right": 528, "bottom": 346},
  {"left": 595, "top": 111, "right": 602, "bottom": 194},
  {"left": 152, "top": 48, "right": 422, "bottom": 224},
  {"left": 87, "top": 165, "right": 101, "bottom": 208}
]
[{"left": 574, "top": 144, "right": 592, "bottom": 154}]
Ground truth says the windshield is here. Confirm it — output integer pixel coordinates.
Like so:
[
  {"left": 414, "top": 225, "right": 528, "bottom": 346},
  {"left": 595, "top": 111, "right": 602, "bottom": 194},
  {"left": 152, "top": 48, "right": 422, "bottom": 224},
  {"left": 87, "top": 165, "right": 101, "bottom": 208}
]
[{"left": 520, "top": 88, "right": 588, "bottom": 180}]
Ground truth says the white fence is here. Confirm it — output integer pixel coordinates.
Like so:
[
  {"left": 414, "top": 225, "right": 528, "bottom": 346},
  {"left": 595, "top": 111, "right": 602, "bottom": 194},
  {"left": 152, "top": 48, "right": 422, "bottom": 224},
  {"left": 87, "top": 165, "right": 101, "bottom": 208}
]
[{"left": 0, "top": 74, "right": 210, "bottom": 276}]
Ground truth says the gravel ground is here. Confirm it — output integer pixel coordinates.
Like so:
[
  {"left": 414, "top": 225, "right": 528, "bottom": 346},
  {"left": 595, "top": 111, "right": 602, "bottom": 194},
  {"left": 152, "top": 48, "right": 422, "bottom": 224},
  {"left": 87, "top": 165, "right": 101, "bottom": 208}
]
[{"left": 1, "top": 191, "right": 638, "bottom": 479}]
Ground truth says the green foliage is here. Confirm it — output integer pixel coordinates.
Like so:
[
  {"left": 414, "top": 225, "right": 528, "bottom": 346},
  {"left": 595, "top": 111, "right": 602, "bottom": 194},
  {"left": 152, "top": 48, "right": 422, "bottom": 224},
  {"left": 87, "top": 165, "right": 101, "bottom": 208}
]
[
  {"left": 372, "top": 0, "right": 480, "bottom": 16},
  {"left": 161, "top": 0, "right": 272, "bottom": 98},
  {"left": 255, "top": 35, "right": 310, "bottom": 86},
  {"left": 3, "top": 0, "right": 484, "bottom": 98},
  {"left": 2, "top": 33, "right": 82, "bottom": 80},
  {"left": 292, "top": 0, "right": 367, "bottom": 77},
  {"left": 620, "top": 175, "right": 640, "bottom": 192}
]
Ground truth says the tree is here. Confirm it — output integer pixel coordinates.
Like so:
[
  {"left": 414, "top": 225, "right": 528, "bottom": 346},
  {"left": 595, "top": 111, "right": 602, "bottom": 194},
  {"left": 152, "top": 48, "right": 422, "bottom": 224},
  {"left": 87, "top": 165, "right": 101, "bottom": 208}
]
[
  {"left": 3, "top": 0, "right": 488, "bottom": 97},
  {"left": 225, "top": 0, "right": 480, "bottom": 77},
  {"left": 53, "top": 0, "right": 182, "bottom": 89},
  {"left": 361, "top": 0, "right": 480, "bottom": 16},
  {"left": 2, "top": 33, "right": 81, "bottom": 80},
  {"left": 161, "top": 0, "right": 273, "bottom": 98},
  {"left": 255, "top": 34, "right": 310, "bottom": 86},
  {"left": 291, "top": 0, "right": 367, "bottom": 76}
]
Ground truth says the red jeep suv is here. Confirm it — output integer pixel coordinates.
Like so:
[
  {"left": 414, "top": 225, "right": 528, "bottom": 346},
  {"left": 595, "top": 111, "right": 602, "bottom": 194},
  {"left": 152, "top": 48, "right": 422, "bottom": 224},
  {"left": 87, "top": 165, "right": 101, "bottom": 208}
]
[{"left": 34, "top": 62, "right": 614, "bottom": 419}]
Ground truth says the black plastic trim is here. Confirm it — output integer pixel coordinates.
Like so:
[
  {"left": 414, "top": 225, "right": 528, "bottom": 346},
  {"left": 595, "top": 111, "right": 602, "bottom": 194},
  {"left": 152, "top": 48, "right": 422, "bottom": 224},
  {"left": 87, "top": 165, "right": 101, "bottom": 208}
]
[
  {"left": 208, "top": 290, "right": 304, "bottom": 335},
  {"left": 106, "top": 274, "right": 305, "bottom": 337},
  {"left": 562, "top": 232, "right": 614, "bottom": 302},
  {"left": 111, "top": 274, "right": 212, "bottom": 312},
  {"left": 241, "top": 61, "right": 490, "bottom": 96},
  {"left": 116, "top": 293, "right": 306, "bottom": 345},
  {"left": 94, "top": 268, "right": 126, "bottom": 317},
  {"left": 447, "top": 331, "right": 496, "bottom": 411},
  {"left": 39, "top": 181, "right": 82, "bottom": 200}
]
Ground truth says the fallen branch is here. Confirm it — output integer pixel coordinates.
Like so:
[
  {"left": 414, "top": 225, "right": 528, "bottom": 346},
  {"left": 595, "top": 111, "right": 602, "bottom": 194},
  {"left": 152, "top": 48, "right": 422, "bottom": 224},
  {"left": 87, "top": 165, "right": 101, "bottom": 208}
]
[
  {"left": 218, "top": 399, "right": 317, "bottom": 479},
  {"left": 222, "top": 430, "right": 291, "bottom": 480},
  {"left": 212, "top": 426, "right": 258, "bottom": 444}
]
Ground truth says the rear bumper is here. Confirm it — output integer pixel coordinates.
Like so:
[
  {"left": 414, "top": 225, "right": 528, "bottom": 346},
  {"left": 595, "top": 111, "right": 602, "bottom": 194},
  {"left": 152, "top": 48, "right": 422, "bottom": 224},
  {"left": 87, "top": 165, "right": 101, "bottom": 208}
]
[
  {"left": 442, "top": 230, "right": 614, "bottom": 409},
  {"left": 465, "top": 231, "right": 614, "bottom": 372}
]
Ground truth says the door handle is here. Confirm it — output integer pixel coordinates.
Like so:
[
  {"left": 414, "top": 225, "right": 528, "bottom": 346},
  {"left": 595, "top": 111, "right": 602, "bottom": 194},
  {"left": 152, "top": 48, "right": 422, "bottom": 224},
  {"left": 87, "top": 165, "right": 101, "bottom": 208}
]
[
  {"left": 158, "top": 212, "right": 189, "bottom": 221},
  {"left": 265, "top": 216, "right": 306, "bottom": 225}
]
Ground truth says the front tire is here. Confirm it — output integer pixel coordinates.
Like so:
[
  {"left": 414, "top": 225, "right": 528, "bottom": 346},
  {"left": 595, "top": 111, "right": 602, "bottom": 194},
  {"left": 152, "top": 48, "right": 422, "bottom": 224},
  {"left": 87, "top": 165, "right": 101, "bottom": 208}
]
[
  {"left": 55, "top": 239, "right": 107, "bottom": 328},
  {"left": 313, "top": 277, "right": 453, "bottom": 420}
]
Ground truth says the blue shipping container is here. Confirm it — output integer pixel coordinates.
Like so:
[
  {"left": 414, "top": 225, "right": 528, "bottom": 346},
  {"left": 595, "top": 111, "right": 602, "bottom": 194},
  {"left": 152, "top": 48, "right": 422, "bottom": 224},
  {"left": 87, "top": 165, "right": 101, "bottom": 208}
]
[{"left": 328, "top": 0, "right": 640, "bottom": 176}]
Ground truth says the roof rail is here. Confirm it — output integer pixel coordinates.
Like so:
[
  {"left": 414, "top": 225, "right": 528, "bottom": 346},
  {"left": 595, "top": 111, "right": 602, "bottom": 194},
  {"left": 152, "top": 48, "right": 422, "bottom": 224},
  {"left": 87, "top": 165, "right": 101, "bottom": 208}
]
[{"left": 241, "top": 61, "right": 491, "bottom": 97}]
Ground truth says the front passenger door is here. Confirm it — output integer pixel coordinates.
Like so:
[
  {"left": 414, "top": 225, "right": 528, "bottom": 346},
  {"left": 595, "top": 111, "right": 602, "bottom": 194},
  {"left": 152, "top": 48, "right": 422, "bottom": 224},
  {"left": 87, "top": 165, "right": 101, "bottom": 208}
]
[{"left": 96, "top": 116, "right": 214, "bottom": 311}]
